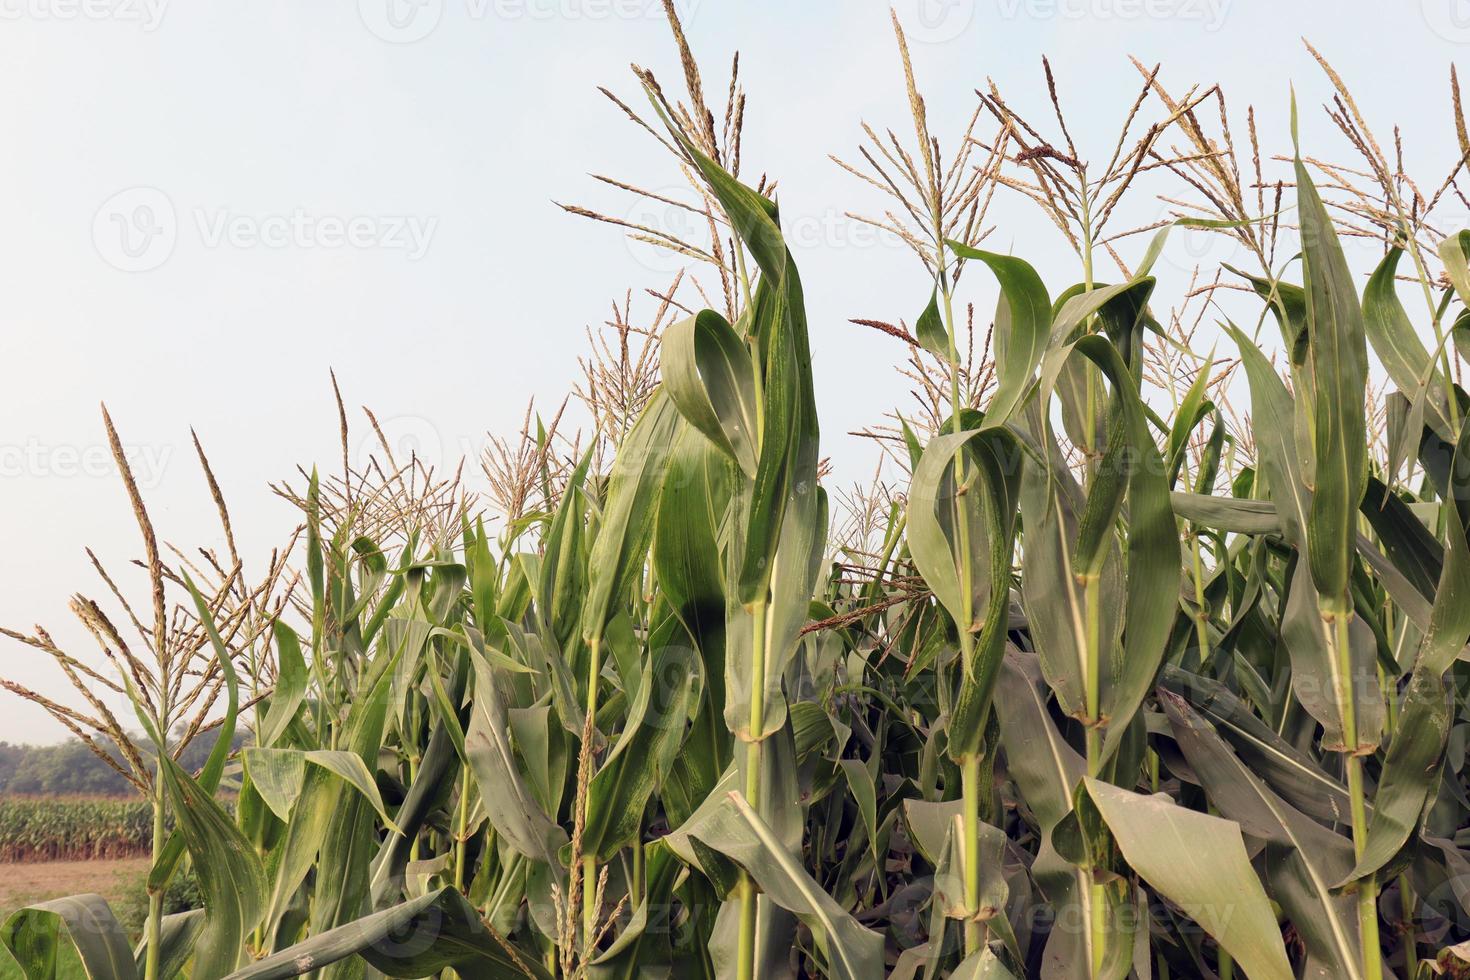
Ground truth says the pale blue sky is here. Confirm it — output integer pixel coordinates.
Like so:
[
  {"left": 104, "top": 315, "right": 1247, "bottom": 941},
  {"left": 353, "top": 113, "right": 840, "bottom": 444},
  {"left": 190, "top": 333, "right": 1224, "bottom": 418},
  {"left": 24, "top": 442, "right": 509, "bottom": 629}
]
[{"left": 1, "top": 0, "right": 1465, "bottom": 741}]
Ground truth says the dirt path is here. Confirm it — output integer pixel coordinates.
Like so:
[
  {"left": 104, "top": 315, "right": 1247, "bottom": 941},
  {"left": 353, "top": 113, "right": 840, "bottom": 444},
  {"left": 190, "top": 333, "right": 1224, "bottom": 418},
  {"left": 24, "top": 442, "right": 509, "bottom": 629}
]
[{"left": 0, "top": 857, "right": 149, "bottom": 915}]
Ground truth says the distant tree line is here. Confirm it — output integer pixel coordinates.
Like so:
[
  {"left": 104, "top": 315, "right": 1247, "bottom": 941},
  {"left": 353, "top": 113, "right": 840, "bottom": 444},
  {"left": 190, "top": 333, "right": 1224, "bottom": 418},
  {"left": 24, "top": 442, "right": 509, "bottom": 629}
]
[{"left": 0, "top": 731, "right": 235, "bottom": 796}]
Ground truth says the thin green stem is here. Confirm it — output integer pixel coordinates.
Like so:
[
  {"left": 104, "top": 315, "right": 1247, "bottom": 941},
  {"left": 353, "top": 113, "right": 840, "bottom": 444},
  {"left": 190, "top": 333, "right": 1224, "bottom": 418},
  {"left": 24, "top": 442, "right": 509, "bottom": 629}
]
[
  {"left": 454, "top": 764, "right": 471, "bottom": 892},
  {"left": 407, "top": 751, "right": 421, "bottom": 863},
  {"left": 1399, "top": 872, "right": 1417, "bottom": 977},
  {"left": 1083, "top": 573, "right": 1103, "bottom": 778},
  {"left": 581, "top": 855, "right": 597, "bottom": 951},
  {"left": 1330, "top": 605, "right": 1381, "bottom": 980},
  {"left": 1347, "top": 753, "right": 1381, "bottom": 980},
  {"left": 143, "top": 765, "right": 166, "bottom": 980},
  {"left": 631, "top": 836, "right": 644, "bottom": 910},
  {"left": 1190, "top": 532, "right": 1212, "bottom": 666},
  {"left": 736, "top": 598, "right": 769, "bottom": 980},
  {"left": 735, "top": 877, "right": 758, "bottom": 980},
  {"left": 961, "top": 754, "right": 983, "bottom": 954},
  {"left": 582, "top": 634, "right": 604, "bottom": 945},
  {"left": 1080, "top": 569, "right": 1109, "bottom": 977}
]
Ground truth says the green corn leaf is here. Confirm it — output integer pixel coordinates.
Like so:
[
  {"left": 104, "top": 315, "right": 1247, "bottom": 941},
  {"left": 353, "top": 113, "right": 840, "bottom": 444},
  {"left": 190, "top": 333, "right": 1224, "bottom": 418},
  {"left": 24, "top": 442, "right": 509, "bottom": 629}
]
[
  {"left": 1362, "top": 474, "right": 1443, "bottom": 599},
  {"left": 723, "top": 482, "right": 826, "bottom": 743},
  {"left": 1295, "top": 142, "right": 1369, "bottom": 604},
  {"left": 1226, "top": 322, "right": 1310, "bottom": 546},
  {"left": 1364, "top": 247, "right": 1452, "bottom": 445},
  {"left": 1169, "top": 492, "right": 1279, "bottom": 534},
  {"left": 302, "top": 750, "right": 403, "bottom": 836},
  {"left": 994, "top": 650, "right": 1109, "bottom": 975},
  {"left": 1164, "top": 346, "right": 1216, "bottom": 487},
  {"left": 1161, "top": 690, "right": 1366, "bottom": 980},
  {"left": 838, "top": 758, "right": 880, "bottom": 870},
  {"left": 465, "top": 647, "right": 567, "bottom": 866},
  {"left": 1438, "top": 230, "right": 1470, "bottom": 308},
  {"left": 1158, "top": 666, "right": 1355, "bottom": 824},
  {"left": 369, "top": 720, "right": 462, "bottom": 908},
  {"left": 588, "top": 842, "right": 683, "bottom": 978},
  {"left": 222, "top": 888, "right": 546, "bottom": 979},
  {"left": 947, "top": 244, "right": 1051, "bottom": 427},
  {"left": 915, "top": 287, "right": 949, "bottom": 360},
  {"left": 1034, "top": 332, "right": 1179, "bottom": 760},
  {"left": 905, "top": 428, "right": 1020, "bottom": 632},
  {"left": 653, "top": 421, "right": 732, "bottom": 644},
  {"left": 157, "top": 751, "right": 268, "bottom": 979},
  {"left": 2, "top": 895, "right": 138, "bottom": 980},
  {"left": 907, "top": 426, "right": 1022, "bottom": 758},
  {"left": 536, "top": 449, "right": 593, "bottom": 653},
  {"left": 257, "top": 622, "right": 308, "bottom": 749},
  {"left": 242, "top": 747, "right": 308, "bottom": 822},
  {"left": 901, "top": 799, "right": 1020, "bottom": 963},
  {"left": 1015, "top": 418, "right": 1098, "bottom": 718},
  {"left": 661, "top": 117, "right": 819, "bottom": 608},
  {"left": 581, "top": 390, "right": 679, "bottom": 647},
  {"left": 662, "top": 312, "right": 759, "bottom": 476},
  {"left": 1083, "top": 778, "right": 1294, "bottom": 980},
  {"left": 1227, "top": 265, "right": 1308, "bottom": 353},
  {"left": 668, "top": 792, "right": 884, "bottom": 980}
]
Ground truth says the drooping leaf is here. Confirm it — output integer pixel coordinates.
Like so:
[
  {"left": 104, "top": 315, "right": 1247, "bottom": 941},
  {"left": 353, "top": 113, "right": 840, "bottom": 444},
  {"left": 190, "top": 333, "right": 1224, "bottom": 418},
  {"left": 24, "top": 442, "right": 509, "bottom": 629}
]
[
  {"left": 662, "top": 313, "right": 758, "bottom": 477},
  {"left": 1161, "top": 691, "right": 1365, "bottom": 979},
  {"left": 2, "top": 895, "right": 138, "bottom": 980},
  {"left": 465, "top": 647, "right": 567, "bottom": 866},
  {"left": 947, "top": 244, "right": 1051, "bottom": 427},
  {"left": 668, "top": 792, "right": 884, "bottom": 980},
  {"left": 223, "top": 888, "right": 546, "bottom": 979},
  {"left": 1083, "top": 778, "right": 1294, "bottom": 980}
]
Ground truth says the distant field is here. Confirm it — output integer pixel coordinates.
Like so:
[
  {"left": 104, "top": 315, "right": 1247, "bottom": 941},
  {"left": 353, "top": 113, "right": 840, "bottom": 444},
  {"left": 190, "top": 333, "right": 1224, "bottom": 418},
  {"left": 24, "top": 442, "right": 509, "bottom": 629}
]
[{"left": 0, "top": 796, "right": 152, "bottom": 862}]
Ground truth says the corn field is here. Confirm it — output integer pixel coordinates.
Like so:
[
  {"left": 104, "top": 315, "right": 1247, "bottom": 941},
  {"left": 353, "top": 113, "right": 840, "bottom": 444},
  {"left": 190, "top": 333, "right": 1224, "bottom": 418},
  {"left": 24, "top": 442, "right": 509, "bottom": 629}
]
[
  {"left": 0, "top": 799, "right": 154, "bottom": 863},
  {"left": 8, "top": 7, "right": 1470, "bottom": 979}
]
